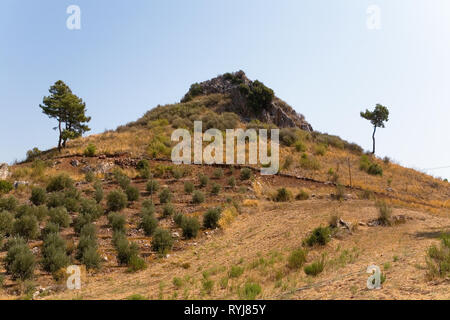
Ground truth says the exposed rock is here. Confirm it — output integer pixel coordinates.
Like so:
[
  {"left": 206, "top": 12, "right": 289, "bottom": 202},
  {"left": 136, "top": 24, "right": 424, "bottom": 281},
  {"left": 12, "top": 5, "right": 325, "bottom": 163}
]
[
  {"left": 181, "top": 71, "right": 313, "bottom": 131},
  {"left": 14, "top": 181, "right": 29, "bottom": 189},
  {"left": 95, "top": 162, "right": 114, "bottom": 174},
  {"left": 70, "top": 160, "right": 80, "bottom": 167},
  {"left": 0, "top": 163, "right": 10, "bottom": 180}
]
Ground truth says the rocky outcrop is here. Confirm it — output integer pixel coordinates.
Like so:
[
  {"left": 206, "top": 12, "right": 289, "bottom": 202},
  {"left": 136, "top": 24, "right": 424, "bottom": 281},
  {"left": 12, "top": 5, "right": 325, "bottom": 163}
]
[
  {"left": 0, "top": 163, "right": 10, "bottom": 180},
  {"left": 181, "top": 71, "right": 313, "bottom": 131}
]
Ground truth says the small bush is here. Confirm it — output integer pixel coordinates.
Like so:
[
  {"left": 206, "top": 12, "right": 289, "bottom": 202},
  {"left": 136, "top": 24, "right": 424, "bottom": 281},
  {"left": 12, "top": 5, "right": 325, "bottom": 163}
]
[
  {"left": 146, "top": 179, "right": 160, "bottom": 194},
  {"left": 13, "top": 214, "right": 40, "bottom": 240},
  {"left": 162, "top": 203, "right": 175, "bottom": 218},
  {"left": 128, "top": 254, "right": 147, "bottom": 272},
  {"left": 41, "top": 232, "right": 69, "bottom": 274},
  {"left": 273, "top": 188, "right": 293, "bottom": 202},
  {"left": 107, "top": 190, "right": 128, "bottom": 212},
  {"left": 5, "top": 241, "right": 35, "bottom": 280},
  {"left": 174, "top": 213, "right": 185, "bottom": 227},
  {"left": 0, "top": 210, "right": 14, "bottom": 236},
  {"left": 198, "top": 174, "right": 209, "bottom": 187},
  {"left": 108, "top": 212, "right": 127, "bottom": 233},
  {"left": 360, "top": 155, "right": 383, "bottom": 176},
  {"left": 294, "top": 140, "right": 306, "bottom": 152},
  {"left": 85, "top": 171, "right": 95, "bottom": 183},
  {"left": 81, "top": 245, "right": 101, "bottom": 270},
  {"left": 367, "top": 163, "right": 383, "bottom": 176},
  {"left": 30, "top": 187, "right": 46, "bottom": 206},
  {"left": 46, "top": 174, "right": 74, "bottom": 192},
  {"left": 184, "top": 181, "right": 194, "bottom": 194},
  {"left": 181, "top": 217, "right": 200, "bottom": 239},
  {"left": 240, "top": 282, "right": 261, "bottom": 300},
  {"left": 140, "top": 213, "right": 158, "bottom": 236},
  {"left": 228, "top": 176, "right": 236, "bottom": 188},
  {"left": 0, "top": 196, "right": 18, "bottom": 212},
  {"left": 42, "top": 222, "right": 60, "bottom": 239},
  {"left": 114, "top": 171, "right": 131, "bottom": 190},
  {"left": 288, "top": 248, "right": 307, "bottom": 269},
  {"left": 304, "top": 256, "right": 325, "bottom": 276},
  {"left": 426, "top": 233, "right": 450, "bottom": 279},
  {"left": 213, "top": 168, "right": 224, "bottom": 179},
  {"left": 295, "top": 189, "right": 310, "bottom": 201},
  {"left": 299, "top": 153, "right": 320, "bottom": 170},
  {"left": 203, "top": 208, "right": 221, "bottom": 229},
  {"left": 304, "top": 226, "right": 331, "bottom": 247},
  {"left": 240, "top": 168, "right": 252, "bottom": 180},
  {"left": 0, "top": 181, "right": 13, "bottom": 194},
  {"left": 229, "top": 265, "right": 244, "bottom": 278},
  {"left": 93, "top": 181, "right": 104, "bottom": 203},
  {"left": 48, "top": 207, "right": 72, "bottom": 229},
  {"left": 192, "top": 190, "right": 205, "bottom": 204},
  {"left": 83, "top": 144, "right": 96, "bottom": 157},
  {"left": 314, "top": 144, "right": 327, "bottom": 156},
  {"left": 158, "top": 188, "right": 172, "bottom": 204},
  {"left": 151, "top": 228, "right": 173, "bottom": 254},
  {"left": 125, "top": 186, "right": 140, "bottom": 202},
  {"left": 76, "top": 224, "right": 100, "bottom": 269},
  {"left": 79, "top": 197, "right": 104, "bottom": 220},
  {"left": 211, "top": 183, "right": 221, "bottom": 195},
  {"left": 376, "top": 200, "right": 392, "bottom": 226}
]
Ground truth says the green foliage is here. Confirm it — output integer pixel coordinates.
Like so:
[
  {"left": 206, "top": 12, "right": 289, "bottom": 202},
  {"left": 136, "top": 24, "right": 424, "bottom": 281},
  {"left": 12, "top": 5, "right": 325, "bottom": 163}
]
[
  {"left": 83, "top": 144, "right": 96, "bottom": 157},
  {"left": 113, "top": 170, "right": 131, "bottom": 190},
  {"left": 304, "top": 256, "right": 325, "bottom": 276},
  {"left": 159, "top": 188, "right": 172, "bottom": 204},
  {"left": 203, "top": 208, "right": 221, "bottom": 229},
  {"left": 80, "top": 197, "right": 104, "bottom": 220},
  {"left": 273, "top": 188, "right": 293, "bottom": 202},
  {"left": 360, "top": 104, "right": 390, "bottom": 128},
  {"left": 146, "top": 179, "right": 160, "bottom": 194},
  {"left": 181, "top": 217, "right": 200, "bottom": 239},
  {"left": 46, "top": 174, "right": 74, "bottom": 192},
  {"left": 314, "top": 144, "right": 327, "bottom": 156},
  {"left": 210, "top": 183, "right": 221, "bottom": 195},
  {"left": 76, "top": 224, "right": 100, "bottom": 269},
  {"left": 0, "top": 196, "right": 18, "bottom": 212},
  {"left": 229, "top": 265, "right": 244, "bottom": 278},
  {"left": 41, "top": 232, "right": 69, "bottom": 273},
  {"left": 174, "top": 213, "right": 185, "bottom": 227},
  {"left": 85, "top": 171, "right": 95, "bottom": 183},
  {"left": 295, "top": 189, "right": 310, "bottom": 201},
  {"left": 26, "top": 147, "right": 42, "bottom": 162},
  {"left": 93, "top": 181, "right": 104, "bottom": 203},
  {"left": 240, "top": 282, "right": 261, "bottom": 300},
  {"left": 240, "top": 168, "right": 252, "bottom": 180},
  {"left": 228, "top": 176, "right": 236, "bottom": 188},
  {"left": 288, "top": 248, "right": 308, "bottom": 269},
  {"left": 140, "top": 213, "right": 158, "bottom": 236},
  {"left": 0, "top": 210, "right": 14, "bottom": 236},
  {"left": 128, "top": 254, "right": 147, "bottom": 272},
  {"left": 108, "top": 212, "right": 127, "bottom": 233},
  {"left": 107, "top": 190, "right": 128, "bottom": 212},
  {"left": 294, "top": 140, "right": 307, "bottom": 152},
  {"left": 376, "top": 200, "right": 392, "bottom": 226},
  {"left": 162, "top": 203, "right": 175, "bottom": 218},
  {"left": 5, "top": 241, "right": 35, "bottom": 280},
  {"left": 246, "top": 80, "right": 274, "bottom": 112},
  {"left": 30, "top": 187, "right": 47, "bottom": 206},
  {"left": 198, "top": 174, "right": 209, "bottom": 187},
  {"left": 39, "top": 80, "right": 91, "bottom": 150},
  {"left": 48, "top": 207, "right": 72, "bottom": 228},
  {"left": 426, "top": 233, "right": 450, "bottom": 279},
  {"left": 299, "top": 153, "right": 320, "bottom": 170},
  {"left": 184, "top": 181, "right": 194, "bottom": 194},
  {"left": 137, "top": 160, "right": 151, "bottom": 179},
  {"left": 13, "top": 214, "right": 40, "bottom": 240},
  {"left": 0, "top": 181, "right": 13, "bottom": 194},
  {"left": 125, "top": 186, "right": 140, "bottom": 202},
  {"left": 42, "top": 222, "right": 60, "bottom": 239},
  {"left": 213, "top": 168, "right": 223, "bottom": 179},
  {"left": 192, "top": 190, "right": 205, "bottom": 204},
  {"left": 304, "top": 226, "right": 331, "bottom": 247},
  {"left": 151, "top": 228, "right": 173, "bottom": 254}
]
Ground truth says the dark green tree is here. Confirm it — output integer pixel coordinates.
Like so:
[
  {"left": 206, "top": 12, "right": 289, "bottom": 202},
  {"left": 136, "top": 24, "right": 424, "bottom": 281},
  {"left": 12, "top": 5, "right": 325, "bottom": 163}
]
[
  {"left": 360, "top": 104, "right": 389, "bottom": 154},
  {"left": 40, "top": 81, "right": 91, "bottom": 151}
]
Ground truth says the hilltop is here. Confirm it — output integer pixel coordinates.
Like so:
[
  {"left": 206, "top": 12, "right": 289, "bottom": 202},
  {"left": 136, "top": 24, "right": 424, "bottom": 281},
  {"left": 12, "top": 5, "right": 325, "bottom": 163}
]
[{"left": 0, "top": 72, "right": 449, "bottom": 300}]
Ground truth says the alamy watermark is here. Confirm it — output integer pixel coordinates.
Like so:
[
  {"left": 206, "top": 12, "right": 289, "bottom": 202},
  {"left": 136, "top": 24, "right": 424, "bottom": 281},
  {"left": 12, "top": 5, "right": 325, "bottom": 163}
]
[
  {"left": 171, "top": 121, "right": 279, "bottom": 175},
  {"left": 66, "top": 5, "right": 81, "bottom": 30},
  {"left": 366, "top": 5, "right": 381, "bottom": 30},
  {"left": 66, "top": 265, "right": 81, "bottom": 290}
]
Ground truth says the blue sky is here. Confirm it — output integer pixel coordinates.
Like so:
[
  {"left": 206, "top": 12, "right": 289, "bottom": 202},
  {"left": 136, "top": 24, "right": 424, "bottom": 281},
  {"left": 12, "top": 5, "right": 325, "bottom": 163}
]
[{"left": 1, "top": 0, "right": 449, "bottom": 179}]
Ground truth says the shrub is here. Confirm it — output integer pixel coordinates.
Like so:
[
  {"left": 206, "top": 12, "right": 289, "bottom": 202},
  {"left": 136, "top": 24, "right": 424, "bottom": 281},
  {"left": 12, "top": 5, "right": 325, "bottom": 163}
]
[
  {"left": 367, "top": 163, "right": 383, "bottom": 176},
  {"left": 279, "top": 128, "right": 298, "bottom": 146},
  {"left": 0, "top": 210, "right": 14, "bottom": 236},
  {"left": 304, "top": 256, "right": 325, "bottom": 276},
  {"left": 288, "top": 248, "right": 308, "bottom": 269},
  {"left": 0, "top": 181, "right": 13, "bottom": 194},
  {"left": 229, "top": 265, "right": 244, "bottom": 278},
  {"left": 299, "top": 153, "right": 320, "bottom": 170},
  {"left": 159, "top": 188, "right": 172, "bottom": 204},
  {"left": 79, "top": 197, "right": 104, "bottom": 220},
  {"left": 211, "top": 183, "right": 221, "bottom": 195},
  {"left": 228, "top": 176, "right": 236, "bottom": 188},
  {"left": 46, "top": 174, "right": 74, "bottom": 192},
  {"left": 108, "top": 212, "right": 127, "bottom": 233},
  {"left": 314, "top": 144, "right": 327, "bottom": 156},
  {"left": 304, "top": 226, "right": 331, "bottom": 247},
  {"left": 294, "top": 141, "right": 306, "bottom": 152},
  {"left": 184, "top": 181, "right": 194, "bottom": 194},
  {"left": 13, "top": 214, "right": 40, "bottom": 240},
  {"left": 85, "top": 171, "right": 95, "bottom": 183},
  {"left": 246, "top": 80, "right": 274, "bottom": 112},
  {"left": 333, "top": 184, "right": 345, "bottom": 201},
  {"left": 203, "top": 208, "right": 221, "bottom": 229},
  {"left": 151, "top": 228, "right": 173, "bottom": 254},
  {"left": 213, "top": 168, "right": 223, "bottom": 179},
  {"left": 240, "top": 282, "right": 261, "bottom": 300},
  {"left": 30, "top": 187, "right": 46, "bottom": 206},
  {"left": 181, "top": 217, "right": 200, "bottom": 239},
  {"left": 114, "top": 171, "right": 130, "bottom": 190},
  {"left": 42, "top": 222, "right": 60, "bottom": 239},
  {"left": 140, "top": 213, "right": 158, "bottom": 236},
  {"left": 76, "top": 224, "right": 100, "bottom": 269},
  {"left": 93, "top": 181, "right": 104, "bottom": 203},
  {"left": 141, "top": 200, "right": 155, "bottom": 215},
  {"left": 128, "top": 254, "right": 147, "bottom": 272},
  {"left": 107, "top": 190, "right": 128, "bottom": 212},
  {"left": 240, "top": 168, "right": 252, "bottom": 180},
  {"left": 360, "top": 155, "right": 383, "bottom": 176},
  {"left": 73, "top": 212, "right": 93, "bottom": 235},
  {"left": 172, "top": 167, "right": 184, "bottom": 180},
  {"left": 83, "top": 144, "right": 96, "bottom": 157},
  {"left": 0, "top": 196, "right": 18, "bottom": 212},
  {"left": 296, "top": 189, "right": 310, "bottom": 201},
  {"left": 41, "top": 232, "right": 69, "bottom": 273},
  {"left": 26, "top": 147, "right": 42, "bottom": 161},
  {"left": 426, "top": 233, "right": 450, "bottom": 279},
  {"left": 114, "top": 234, "right": 139, "bottom": 266},
  {"left": 198, "top": 174, "right": 209, "bottom": 187},
  {"left": 146, "top": 179, "right": 160, "bottom": 194},
  {"left": 81, "top": 245, "right": 101, "bottom": 270},
  {"left": 5, "top": 241, "right": 35, "bottom": 280},
  {"left": 192, "top": 190, "right": 205, "bottom": 204},
  {"left": 125, "top": 186, "right": 140, "bottom": 202},
  {"left": 48, "top": 207, "right": 72, "bottom": 228},
  {"left": 274, "top": 188, "right": 293, "bottom": 202},
  {"left": 376, "top": 200, "right": 392, "bottom": 226},
  {"left": 174, "top": 213, "right": 185, "bottom": 227},
  {"left": 162, "top": 203, "right": 175, "bottom": 218}
]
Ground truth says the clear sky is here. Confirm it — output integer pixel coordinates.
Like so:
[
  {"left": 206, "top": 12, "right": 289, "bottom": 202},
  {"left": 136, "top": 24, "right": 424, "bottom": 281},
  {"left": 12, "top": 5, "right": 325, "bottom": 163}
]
[{"left": 1, "top": 0, "right": 449, "bottom": 180}]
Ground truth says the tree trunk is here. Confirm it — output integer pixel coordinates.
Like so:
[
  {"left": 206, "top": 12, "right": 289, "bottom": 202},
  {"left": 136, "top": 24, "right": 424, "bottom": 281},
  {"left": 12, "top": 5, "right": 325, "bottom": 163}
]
[
  {"left": 58, "top": 120, "right": 62, "bottom": 152},
  {"left": 372, "top": 126, "right": 377, "bottom": 154}
]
